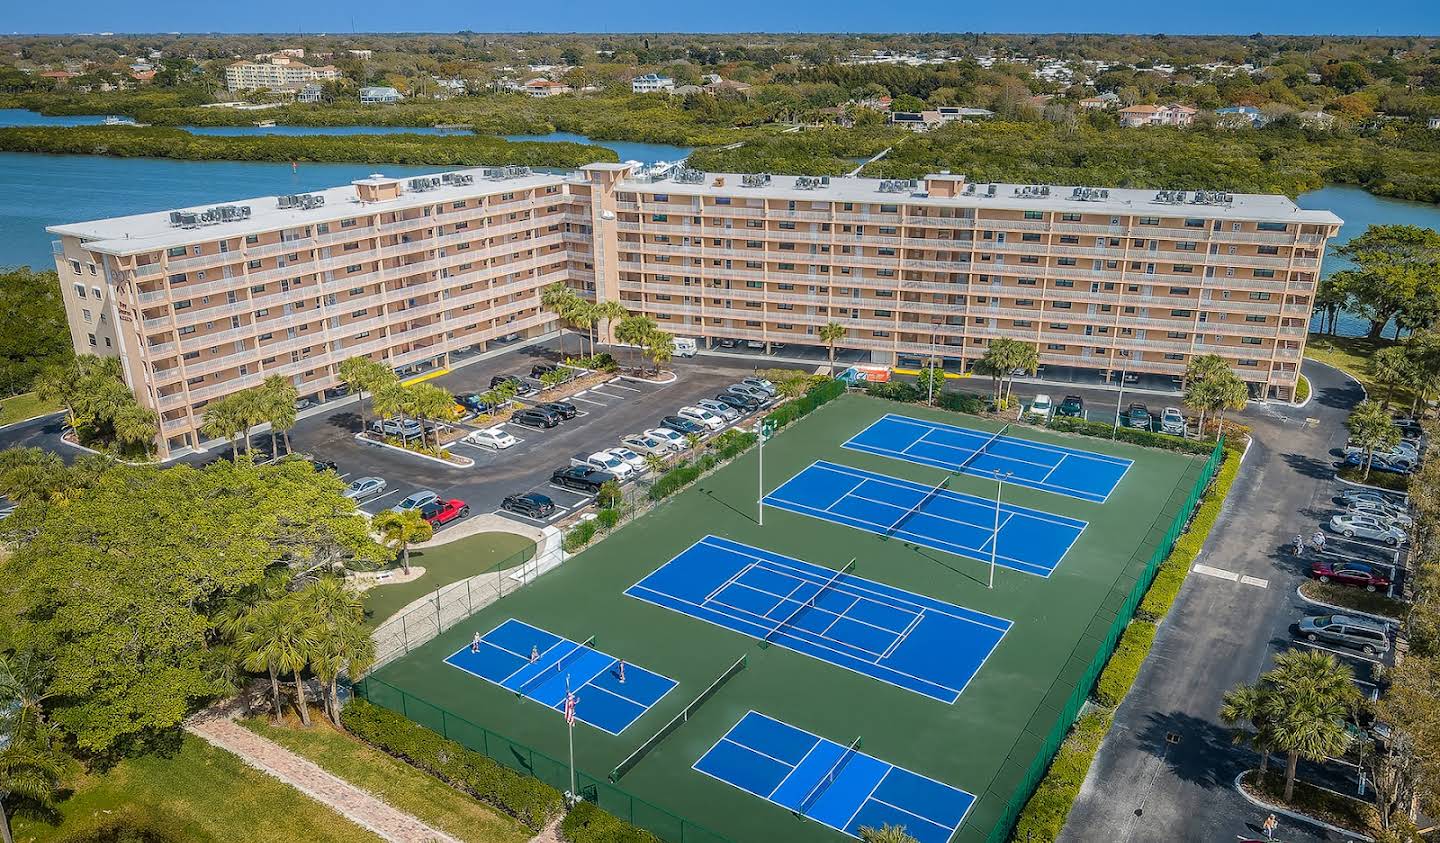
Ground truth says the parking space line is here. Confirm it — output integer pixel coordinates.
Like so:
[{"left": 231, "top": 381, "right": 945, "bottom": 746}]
[
  {"left": 570, "top": 396, "right": 607, "bottom": 406},
  {"left": 1293, "top": 640, "right": 1384, "bottom": 665},
  {"left": 1239, "top": 575, "right": 1269, "bottom": 588},
  {"left": 605, "top": 381, "right": 641, "bottom": 392},
  {"left": 1192, "top": 563, "right": 1240, "bottom": 582},
  {"left": 363, "top": 489, "right": 402, "bottom": 506}
]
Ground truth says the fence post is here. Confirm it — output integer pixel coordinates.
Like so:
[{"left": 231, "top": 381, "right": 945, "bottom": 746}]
[{"left": 401, "top": 614, "right": 410, "bottom": 654}]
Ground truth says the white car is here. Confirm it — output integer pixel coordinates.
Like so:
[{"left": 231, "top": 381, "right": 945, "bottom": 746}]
[
  {"left": 740, "top": 376, "right": 776, "bottom": 395},
  {"left": 1160, "top": 407, "right": 1185, "bottom": 436},
  {"left": 1347, "top": 501, "right": 1413, "bottom": 528},
  {"left": 1329, "top": 513, "right": 1406, "bottom": 546},
  {"left": 392, "top": 490, "right": 438, "bottom": 513},
  {"left": 678, "top": 405, "right": 725, "bottom": 431},
  {"left": 621, "top": 432, "right": 673, "bottom": 456},
  {"left": 586, "top": 450, "right": 635, "bottom": 480},
  {"left": 342, "top": 476, "right": 387, "bottom": 501},
  {"left": 463, "top": 426, "right": 518, "bottom": 450},
  {"left": 645, "top": 427, "right": 689, "bottom": 452},
  {"left": 1026, "top": 394, "right": 1052, "bottom": 422},
  {"left": 697, "top": 398, "right": 741, "bottom": 422},
  {"left": 606, "top": 447, "right": 648, "bottom": 472}
]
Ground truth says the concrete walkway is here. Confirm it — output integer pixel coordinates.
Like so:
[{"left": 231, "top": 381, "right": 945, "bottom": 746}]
[{"left": 187, "top": 709, "right": 460, "bottom": 843}]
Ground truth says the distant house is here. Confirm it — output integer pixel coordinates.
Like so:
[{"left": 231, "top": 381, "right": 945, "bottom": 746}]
[
  {"left": 1297, "top": 110, "right": 1337, "bottom": 128},
  {"left": 936, "top": 106, "right": 995, "bottom": 121},
  {"left": 297, "top": 83, "right": 325, "bottom": 104},
  {"left": 1428, "top": 116, "right": 1440, "bottom": 130},
  {"left": 1118, "top": 103, "right": 1197, "bottom": 127},
  {"left": 1079, "top": 92, "right": 1120, "bottom": 110},
  {"left": 631, "top": 73, "right": 675, "bottom": 94},
  {"left": 702, "top": 74, "right": 752, "bottom": 96},
  {"left": 1215, "top": 106, "right": 1268, "bottom": 128},
  {"left": 855, "top": 95, "right": 892, "bottom": 112},
  {"left": 129, "top": 70, "right": 156, "bottom": 84},
  {"left": 521, "top": 78, "right": 571, "bottom": 98},
  {"left": 359, "top": 86, "right": 402, "bottom": 104},
  {"left": 39, "top": 70, "right": 80, "bottom": 85}
]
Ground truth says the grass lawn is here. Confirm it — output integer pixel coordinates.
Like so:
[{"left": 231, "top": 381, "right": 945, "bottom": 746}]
[
  {"left": 244, "top": 715, "right": 530, "bottom": 843},
  {"left": 1305, "top": 333, "right": 1416, "bottom": 405},
  {"left": 0, "top": 392, "right": 61, "bottom": 427},
  {"left": 1300, "top": 580, "right": 1407, "bottom": 620},
  {"left": 1335, "top": 463, "right": 1409, "bottom": 492},
  {"left": 11, "top": 733, "right": 377, "bottom": 843},
  {"left": 362, "top": 531, "right": 536, "bottom": 627}
]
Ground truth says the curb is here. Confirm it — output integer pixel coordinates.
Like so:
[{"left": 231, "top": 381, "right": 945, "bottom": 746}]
[
  {"left": 1232, "top": 770, "right": 1375, "bottom": 842},
  {"left": 0, "top": 407, "right": 65, "bottom": 433},
  {"left": 1332, "top": 471, "right": 1407, "bottom": 498},
  {"left": 1291, "top": 374, "right": 1314, "bottom": 410},
  {"left": 57, "top": 432, "right": 155, "bottom": 466},
  {"left": 618, "top": 371, "right": 677, "bottom": 385},
  {"left": 351, "top": 433, "right": 475, "bottom": 468},
  {"left": 1295, "top": 584, "right": 1401, "bottom": 625}
]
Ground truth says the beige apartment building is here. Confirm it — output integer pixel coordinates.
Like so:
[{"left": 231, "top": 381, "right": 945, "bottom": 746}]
[
  {"left": 224, "top": 56, "right": 342, "bottom": 92},
  {"left": 49, "top": 164, "right": 1339, "bottom": 458}
]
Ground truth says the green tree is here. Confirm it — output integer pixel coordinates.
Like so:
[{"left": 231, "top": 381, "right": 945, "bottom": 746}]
[
  {"left": 201, "top": 393, "right": 246, "bottom": 460},
  {"left": 369, "top": 381, "right": 412, "bottom": 439},
  {"left": 858, "top": 825, "right": 919, "bottom": 843},
  {"left": 237, "top": 595, "right": 315, "bottom": 727},
  {"left": 916, "top": 363, "right": 945, "bottom": 406},
  {"left": 592, "top": 300, "right": 629, "bottom": 356},
  {"left": 338, "top": 356, "right": 394, "bottom": 436},
  {"left": 1182, "top": 358, "right": 1248, "bottom": 437},
  {"left": 110, "top": 401, "right": 159, "bottom": 455},
  {"left": 372, "top": 508, "right": 433, "bottom": 576},
  {"left": 1346, "top": 399, "right": 1402, "bottom": 480},
  {"left": 406, "top": 382, "right": 456, "bottom": 450},
  {"left": 540, "top": 283, "right": 584, "bottom": 356},
  {"left": 1313, "top": 275, "right": 1349, "bottom": 336},
  {"left": 643, "top": 328, "right": 673, "bottom": 376},
  {"left": 1220, "top": 683, "right": 1279, "bottom": 775},
  {"left": 975, "top": 339, "right": 1036, "bottom": 402},
  {"left": 299, "top": 578, "right": 372, "bottom": 728},
  {"left": 1331, "top": 225, "right": 1440, "bottom": 339},
  {"left": 614, "top": 313, "right": 656, "bottom": 370},
  {"left": 819, "top": 321, "right": 847, "bottom": 367},
  {"left": 0, "top": 268, "right": 72, "bottom": 398},
  {"left": 1371, "top": 346, "right": 1420, "bottom": 409},
  {"left": 0, "top": 651, "right": 66, "bottom": 843},
  {"left": 260, "top": 376, "right": 300, "bottom": 457}
]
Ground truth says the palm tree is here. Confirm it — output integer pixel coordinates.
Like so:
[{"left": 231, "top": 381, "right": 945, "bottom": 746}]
[
  {"left": 614, "top": 314, "right": 656, "bottom": 371},
  {"left": 1346, "top": 399, "right": 1402, "bottom": 480},
  {"left": 369, "top": 381, "right": 411, "bottom": 438},
  {"left": 299, "top": 578, "right": 373, "bottom": 728},
  {"left": 593, "top": 300, "right": 629, "bottom": 354},
  {"left": 1220, "top": 683, "right": 1277, "bottom": 775},
  {"left": 31, "top": 362, "right": 78, "bottom": 428},
  {"left": 262, "top": 376, "right": 300, "bottom": 456},
  {"left": 858, "top": 825, "right": 919, "bottom": 843},
  {"left": 1370, "top": 346, "right": 1415, "bottom": 409},
  {"left": 540, "top": 283, "right": 583, "bottom": 356},
  {"left": 683, "top": 432, "right": 704, "bottom": 458},
  {"left": 0, "top": 651, "right": 65, "bottom": 843},
  {"left": 643, "top": 329, "right": 673, "bottom": 376},
  {"left": 372, "top": 509, "right": 433, "bottom": 576},
  {"left": 231, "top": 386, "right": 268, "bottom": 456},
  {"left": 201, "top": 394, "right": 245, "bottom": 459},
  {"left": 570, "top": 300, "right": 600, "bottom": 357},
  {"left": 238, "top": 597, "right": 316, "bottom": 727},
  {"left": 0, "top": 743, "right": 64, "bottom": 843},
  {"left": 642, "top": 452, "right": 669, "bottom": 475},
  {"left": 777, "top": 377, "right": 809, "bottom": 400},
  {"left": 110, "top": 401, "right": 159, "bottom": 455},
  {"left": 338, "top": 356, "right": 392, "bottom": 435},
  {"left": 819, "top": 321, "right": 847, "bottom": 368},
  {"left": 408, "top": 383, "right": 456, "bottom": 449}
]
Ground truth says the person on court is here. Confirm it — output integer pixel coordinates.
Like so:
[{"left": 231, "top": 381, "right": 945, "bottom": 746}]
[
  {"left": 471, "top": 631, "right": 481, "bottom": 653},
  {"left": 530, "top": 644, "right": 540, "bottom": 663}
]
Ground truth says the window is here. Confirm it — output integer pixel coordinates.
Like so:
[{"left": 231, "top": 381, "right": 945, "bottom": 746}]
[
  {"left": 1176, "top": 241, "right": 1197, "bottom": 252},
  {"left": 69, "top": 260, "right": 82, "bottom": 274},
  {"left": 1057, "top": 257, "right": 1076, "bottom": 266},
  {"left": 1173, "top": 264, "right": 1194, "bottom": 274},
  {"left": 167, "top": 246, "right": 187, "bottom": 257},
  {"left": 174, "top": 299, "right": 192, "bottom": 310},
  {"left": 245, "top": 235, "right": 259, "bottom": 245},
  {"left": 1242, "top": 337, "right": 1263, "bottom": 345},
  {"left": 1054, "top": 279, "right": 1075, "bottom": 288},
  {"left": 73, "top": 283, "right": 86, "bottom": 298},
  {"left": 1165, "top": 353, "right": 1185, "bottom": 361},
  {"left": 1257, "top": 222, "right": 1288, "bottom": 232},
  {"left": 879, "top": 205, "right": 898, "bottom": 213},
  {"left": 1167, "top": 331, "right": 1186, "bottom": 339},
  {"left": 1061, "top": 213, "right": 1082, "bottom": 222},
  {"left": 1248, "top": 292, "right": 1272, "bottom": 301},
  {"left": 1184, "top": 218, "right": 1205, "bottom": 228},
  {"left": 1048, "top": 323, "right": 1069, "bottom": 330},
  {"left": 1139, "top": 217, "right": 1160, "bottom": 226},
  {"left": 651, "top": 214, "right": 669, "bottom": 222},
  {"left": 1254, "top": 269, "right": 1276, "bottom": 278},
  {"left": 1245, "top": 315, "right": 1266, "bottom": 323},
  {"left": 1169, "top": 287, "right": 1191, "bottom": 295},
  {"left": 1170, "top": 309, "right": 1194, "bottom": 317},
  {"left": 1024, "top": 211, "right": 1043, "bottom": 220},
  {"left": 346, "top": 264, "right": 362, "bottom": 273},
  {"left": 1046, "top": 343, "right": 1067, "bottom": 351},
  {"left": 714, "top": 197, "right": 731, "bottom": 206},
  {"left": 340, "top": 218, "right": 358, "bottom": 229}
]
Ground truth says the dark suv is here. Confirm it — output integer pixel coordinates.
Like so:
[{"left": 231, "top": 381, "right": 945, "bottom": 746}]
[
  {"left": 1056, "top": 395, "right": 1084, "bottom": 418},
  {"left": 537, "top": 401, "right": 578, "bottom": 420},
  {"left": 490, "top": 374, "right": 535, "bottom": 395},
  {"left": 501, "top": 493, "right": 555, "bottom": 519},
  {"left": 512, "top": 407, "right": 561, "bottom": 428},
  {"left": 551, "top": 466, "right": 615, "bottom": 493}
]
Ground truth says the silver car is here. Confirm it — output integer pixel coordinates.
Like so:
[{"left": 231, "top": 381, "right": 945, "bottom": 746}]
[
  {"left": 1347, "top": 501, "right": 1412, "bottom": 528},
  {"left": 342, "top": 476, "right": 388, "bottom": 501},
  {"left": 1329, "top": 513, "right": 1406, "bottom": 546},
  {"left": 392, "top": 490, "right": 439, "bottom": 514},
  {"left": 1298, "top": 614, "right": 1391, "bottom": 656},
  {"left": 696, "top": 398, "right": 741, "bottom": 422}
]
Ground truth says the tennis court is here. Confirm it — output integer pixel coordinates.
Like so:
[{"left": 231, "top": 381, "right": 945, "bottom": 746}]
[
  {"left": 625, "top": 535, "right": 1011, "bottom": 703},
  {"left": 444, "top": 618, "right": 677, "bottom": 735},
  {"left": 694, "top": 711, "right": 974, "bottom": 843},
  {"left": 761, "top": 460, "right": 1087, "bottom": 577},
  {"left": 843, "top": 414, "right": 1132, "bottom": 503}
]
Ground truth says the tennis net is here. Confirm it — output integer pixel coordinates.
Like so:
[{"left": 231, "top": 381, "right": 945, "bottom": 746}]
[
  {"left": 888, "top": 473, "right": 952, "bottom": 538},
  {"left": 610, "top": 655, "right": 748, "bottom": 782},
  {"left": 761, "top": 560, "right": 856, "bottom": 647},
  {"left": 797, "top": 736, "right": 863, "bottom": 816},
  {"left": 957, "top": 422, "right": 1011, "bottom": 475},
  {"left": 517, "top": 636, "right": 596, "bottom": 696}
]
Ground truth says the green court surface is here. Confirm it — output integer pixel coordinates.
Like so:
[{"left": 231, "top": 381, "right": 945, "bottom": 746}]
[{"left": 361, "top": 394, "right": 1207, "bottom": 843}]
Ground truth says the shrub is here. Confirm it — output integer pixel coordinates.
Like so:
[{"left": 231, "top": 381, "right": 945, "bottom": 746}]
[
  {"left": 1046, "top": 415, "right": 1218, "bottom": 456},
  {"left": 1336, "top": 464, "right": 1409, "bottom": 492},
  {"left": 1010, "top": 711, "right": 1113, "bottom": 842},
  {"left": 559, "top": 800, "right": 663, "bottom": 843},
  {"left": 596, "top": 480, "right": 623, "bottom": 509},
  {"left": 647, "top": 456, "right": 712, "bottom": 501},
  {"left": 937, "top": 391, "right": 987, "bottom": 414},
  {"left": 710, "top": 428, "right": 758, "bottom": 459},
  {"left": 764, "top": 378, "right": 845, "bottom": 431},
  {"left": 341, "top": 698, "right": 563, "bottom": 830},
  {"left": 1093, "top": 620, "right": 1158, "bottom": 707},
  {"left": 865, "top": 380, "right": 923, "bottom": 403},
  {"left": 564, "top": 519, "right": 598, "bottom": 552},
  {"left": 565, "top": 353, "right": 619, "bottom": 373},
  {"left": 594, "top": 508, "right": 620, "bottom": 531}
]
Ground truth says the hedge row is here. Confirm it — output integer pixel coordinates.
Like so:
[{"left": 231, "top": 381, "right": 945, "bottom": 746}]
[
  {"left": 1045, "top": 415, "right": 1218, "bottom": 456},
  {"left": 340, "top": 698, "right": 564, "bottom": 831},
  {"left": 764, "top": 378, "right": 846, "bottom": 430},
  {"left": 559, "top": 801, "right": 663, "bottom": 843},
  {"left": 1011, "top": 445, "right": 1244, "bottom": 840},
  {"left": 865, "top": 380, "right": 990, "bottom": 414},
  {"left": 647, "top": 429, "right": 760, "bottom": 502}
]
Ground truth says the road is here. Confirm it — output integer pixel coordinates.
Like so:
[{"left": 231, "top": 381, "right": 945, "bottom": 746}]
[{"left": 1060, "top": 359, "right": 1375, "bottom": 843}]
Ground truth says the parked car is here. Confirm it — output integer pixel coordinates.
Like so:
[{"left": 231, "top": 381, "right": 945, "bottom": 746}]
[
  {"left": 531, "top": 363, "right": 559, "bottom": 379},
  {"left": 572, "top": 450, "right": 635, "bottom": 480},
  {"left": 419, "top": 498, "right": 470, "bottom": 527},
  {"left": 455, "top": 392, "right": 496, "bottom": 414},
  {"left": 1056, "top": 395, "right": 1084, "bottom": 418},
  {"left": 671, "top": 337, "right": 698, "bottom": 357},
  {"left": 644, "top": 428, "right": 689, "bottom": 452},
  {"left": 622, "top": 432, "right": 673, "bottom": 456},
  {"left": 537, "top": 401, "right": 578, "bottom": 420},
  {"left": 308, "top": 456, "right": 338, "bottom": 473},
  {"left": 1298, "top": 614, "right": 1391, "bottom": 656},
  {"left": 1026, "top": 394, "right": 1053, "bottom": 422},
  {"left": 727, "top": 383, "right": 771, "bottom": 404},
  {"left": 1347, "top": 500, "right": 1413, "bottom": 528},
  {"left": 501, "top": 492, "right": 555, "bottom": 519},
  {"left": 1125, "top": 403, "right": 1151, "bottom": 430},
  {"left": 740, "top": 377, "right": 776, "bottom": 395},
  {"left": 1348, "top": 439, "right": 1420, "bottom": 460},
  {"left": 511, "top": 407, "right": 561, "bottom": 429},
  {"left": 1329, "top": 513, "right": 1406, "bottom": 546},
  {"left": 463, "top": 427, "right": 518, "bottom": 450},
  {"left": 1339, "top": 489, "right": 1404, "bottom": 509},
  {"left": 678, "top": 406, "right": 725, "bottom": 431},
  {"left": 1392, "top": 415, "right": 1424, "bottom": 439},
  {"left": 715, "top": 392, "right": 761, "bottom": 412},
  {"left": 606, "top": 447, "right": 648, "bottom": 473},
  {"left": 550, "top": 466, "right": 615, "bottom": 494},
  {"left": 1311, "top": 561, "right": 1392, "bottom": 592},
  {"left": 371, "top": 417, "right": 423, "bottom": 439},
  {"left": 745, "top": 340, "right": 765, "bottom": 349},
  {"left": 392, "top": 490, "right": 439, "bottom": 514},
  {"left": 660, "top": 415, "right": 705, "bottom": 436},
  {"left": 1343, "top": 450, "right": 1415, "bottom": 474},
  {"left": 342, "top": 476, "right": 387, "bottom": 501},
  {"left": 697, "top": 398, "right": 741, "bottom": 422},
  {"left": 490, "top": 374, "right": 535, "bottom": 395},
  {"left": 1160, "top": 407, "right": 1185, "bottom": 436},
  {"left": 717, "top": 338, "right": 738, "bottom": 348}
]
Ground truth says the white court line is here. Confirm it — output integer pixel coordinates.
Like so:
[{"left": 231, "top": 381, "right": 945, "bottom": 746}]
[
  {"left": 879, "top": 610, "right": 926, "bottom": 660},
  {"left": 822, "top": 475, "right": 872, "bottom": 514},
  {"left": 1041, "top": 453, "right": 1068, "bottom": 483},
  {"left": 704, "top": 560, "right": 759, "bottom": 603},
  {"left": 813, "top": 594, "right": 866, "bottom": 639},
  {"left": 766, "top": 738, "right": 824, "bottom": 799},
  {"left": 722, "top": 575, "right": 921, "bottom": 640},
  {"left": 841, "top": 767, "right": 893, "bottom": 833},
  {"left": 719, "top": 736, "right": 798, "bottom": 770}
]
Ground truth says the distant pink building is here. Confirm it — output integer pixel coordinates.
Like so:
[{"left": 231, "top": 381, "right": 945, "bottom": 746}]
[{"left": 1118, "top": 103, "right": 1198, "bottom": 127}]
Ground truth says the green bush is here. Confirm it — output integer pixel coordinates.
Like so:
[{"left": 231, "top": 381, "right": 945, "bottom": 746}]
[
  {"left": 1093, "top": 620, "right": 1158, "bottom": 707},
  {"left": 865, "top": 381, "right": 923, "bottom": 403},
  {"left": 1010, "top": 711, "right": 1113, "bottom": 842},
  {"left": 1046, "top": 415, "right": 1219, "bottom": 456},
  {"left": 937, "top": 391, "right": 987, "bottom": 414},
  {"left": 710, "top": 429, "right": 758, "bottom": 460},
  {"left": 594, "top": 508, "right": 620, "bottom": 531},
  {"left": 1336, "top": 464, "right": 1409, "bottom": 492},
  {"left": 340, "top": 698, "right": 563, "bottom": 830},
  {"left": 559, "top": 800, "right": 662, "bottom": 843},
  {"left": 1138, "top": 449, "right": 1242, "bottom": 620},
  {"left": 596, "top": 480, "right": 623, "bottom": 509},
  {"left": 764, "top": 378, "right": 845, "bottom": 431},
  {"left": 564, "top": 520, "right": 598, "bottom": 552},
  {"left": 647, "top": 456, "right": 718, "bottom": 502}
]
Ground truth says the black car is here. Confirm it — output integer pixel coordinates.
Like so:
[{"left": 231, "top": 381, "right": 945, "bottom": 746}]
[
  {"left": 512, "top": 407, "right": 561, "bottom": 428},
  {"left": 531, "top": 363, "right": 559, "bottom": 379},
  {"left": 537, "top": 401, "right": 578, "bottom": 420},
  {"left": 551, "top": 466, "right": 615, "bottom": 493},
  {"left": 1056, "top": 395, "right": 1084, "bottom": 418},
  {"left": 660, "top": 415, "right": 704, "bottom": 435},
  {"left": 1125, "top": 403, "right": 1152, "bottom": 430},
  {"left": 455, "top": 392, "right": 494, "bottom": 413},
  {"left": 714, "top": 392, "right": 759, "bottom": 412},
  {"left": 490, "top": 374, "right": 535, "bottom": 395},
  {"left": 501, "top": 492, "right": 555, "bottom": 519}
]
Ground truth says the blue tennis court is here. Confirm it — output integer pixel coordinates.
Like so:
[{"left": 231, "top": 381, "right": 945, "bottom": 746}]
[
  {"left": 444, "top": 619, "right": 676, "bottom": 735},
  {"left": 626, "top": 535, "right": 1010, "bottom": 703},
  {"left": 761, "top": 460, "right": 1086, "bottom": 577},
  {"left": 843, "top": 413, "right": 1132, "bottom": 503},
  {"left": 695, "top": 711, "right": 974, "bottom": 843}
]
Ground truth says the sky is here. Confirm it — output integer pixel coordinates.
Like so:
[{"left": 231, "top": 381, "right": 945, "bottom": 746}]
[{"left": 6, "top": 0, "right": 1439, "bottom": 36}]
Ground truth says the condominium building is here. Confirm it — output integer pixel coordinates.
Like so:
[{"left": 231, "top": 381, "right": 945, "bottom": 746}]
[
  {"left": 224, "top": 57, "right": 342, "bottom": 92},
  {"left": 631, "top": 73, "right": 675, "bottom": 94},
  {"left": 49, "top": 165, "right": 1338, "bottom": 458}
]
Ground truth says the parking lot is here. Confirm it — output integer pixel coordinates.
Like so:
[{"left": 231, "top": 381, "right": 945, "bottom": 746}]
[{"left": 276, "top": 343, "right": 793, "bottom": 532}]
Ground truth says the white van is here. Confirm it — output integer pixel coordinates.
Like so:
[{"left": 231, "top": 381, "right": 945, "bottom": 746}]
[{"left": 671, "top": 336, "right": 698, "bottom": 358}]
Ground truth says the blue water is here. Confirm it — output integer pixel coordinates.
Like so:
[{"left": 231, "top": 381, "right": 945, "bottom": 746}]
[{"left": 502, "top": 130, "right": 692, "bottom": 164}]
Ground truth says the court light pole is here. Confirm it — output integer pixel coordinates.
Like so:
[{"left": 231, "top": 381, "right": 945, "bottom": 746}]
[
  {"left": 758, "top": 419, "right": 775, "bottom": 526},
  {"left": 1111, "top": 351, "right": 1130, "bottom": 441},
  {"left": 990, "top": 470, "right": 1012, "bottom": 589}
]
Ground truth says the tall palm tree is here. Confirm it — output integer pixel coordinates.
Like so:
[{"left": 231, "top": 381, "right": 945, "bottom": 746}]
[
  {"left": 299, "top": 578, "right": 373, "bottom": 728},
  {"left": 232, "top": 386, "right": 268, "bottom": 456},
  {"left": 110, "top": 401, "right": 159, "bottom": 455},
  {"left": 593, "top": 300, "right": 629, "bottom": 354},
  {"left": 858, "top": 825, "right": 919, "bottom": 843},
  {"left": 369, "top": 381, "right": 411, "bottom": 438},
  {"left": 540, "top": 283, "right": 582, "bottom": 356},
  {"left": 1220, "top": 683, "right": 1277, "bottom": 774},
  {"left": 407, "top": 383, "right": 457, "bottom": 449},
  {"left": 201, "top": 394, "right": 245, "bottom": 459},
  {"left": 372, "top": 509, "right": 433, "bottom": 576},
  {"left": 338, "top": 356, "right": 392, "bottom": 435},
  {"left": 643, "top": 329, "right": 673, "bottom": 376},
  {"left": 262, "top": 376, "right": 300, "bottom": 457},
  {"left": 238, "top": 597, "right": 316, "bottom": 727},
  {"left": 570, "top": 300, "right": 600, "bottom": 357},
  {"left": 615, "top": 314, "right": 658, "bottom": 370},
  {"left": 819, "top": 321, "right": 847, "bottom": 368},
  {"left": 0, "top": 742, "right": 65, "bottom": 843}
]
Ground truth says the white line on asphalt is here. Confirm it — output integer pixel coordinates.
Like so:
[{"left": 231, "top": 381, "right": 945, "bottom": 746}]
[
  {"left": 606, "top": 380, "right": 641, "bottom": 392},
  {"left": 570, "top": 396, "right": 607, "bottom": 406},
  {"left": 1294, "top": 640, "right": 1384, "bottom": 665},
  {"left": 1192, "top": 564, "right": 1239, "bottom": 582},
  {"left": 1239, "top": 575, "right": 1270, "bottom": 588},
  {"left": 363, "top": 489, "right": 402, "bottom": 506},
  {"left": 337, "top": 472, "right": 352, "bottom": 480}
]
